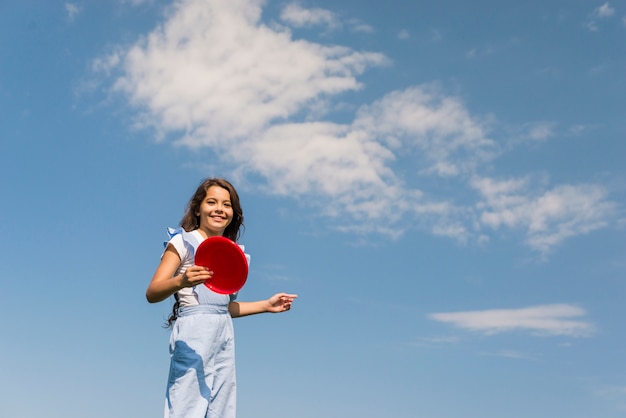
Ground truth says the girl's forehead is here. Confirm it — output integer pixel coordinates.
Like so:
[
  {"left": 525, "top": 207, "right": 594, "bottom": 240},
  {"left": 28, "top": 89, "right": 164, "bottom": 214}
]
[{"left": 205, "top": 185, "right": 230, "bottom": 198}]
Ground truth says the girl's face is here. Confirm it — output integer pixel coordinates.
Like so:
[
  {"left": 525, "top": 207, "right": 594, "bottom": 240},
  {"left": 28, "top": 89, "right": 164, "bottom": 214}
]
[{"left": 196, "top": 185, "right": 234, "bottom": 237}]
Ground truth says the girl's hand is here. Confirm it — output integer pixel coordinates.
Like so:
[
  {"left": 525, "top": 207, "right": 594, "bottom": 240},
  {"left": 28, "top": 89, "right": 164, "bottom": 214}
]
[
  {"left": 181, "top": 266, "right": 213, "bottom": 288},
  {"left": 266, "top": 293, "right": 298, "bottom": 313}
]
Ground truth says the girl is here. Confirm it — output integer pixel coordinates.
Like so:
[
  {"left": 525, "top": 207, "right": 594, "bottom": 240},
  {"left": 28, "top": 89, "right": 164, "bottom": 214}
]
[{"left": 146, "top": 178, "right": 297, "bottom": 418}]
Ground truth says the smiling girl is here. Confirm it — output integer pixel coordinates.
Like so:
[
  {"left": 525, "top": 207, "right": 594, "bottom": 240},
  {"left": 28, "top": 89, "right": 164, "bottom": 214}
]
[{"left": 146, "top": 178, "right": 297, "bottom": 418}]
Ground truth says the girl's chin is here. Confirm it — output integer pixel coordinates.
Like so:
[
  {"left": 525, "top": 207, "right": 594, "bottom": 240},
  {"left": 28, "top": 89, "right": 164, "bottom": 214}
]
[{"left": 200, "top": 225, "right": 227, "bottom": 236}]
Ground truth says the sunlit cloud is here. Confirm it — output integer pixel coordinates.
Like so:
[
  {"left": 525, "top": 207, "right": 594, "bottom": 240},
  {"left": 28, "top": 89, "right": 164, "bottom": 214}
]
[
  {"left": 280, "top": 3, "right": 339, "bottom": 30},
  {"left": 472, "top": 177, "right": 615, "bottom": 254},
  {"left": 112, "top": 0, "right": 387, "bottom": 142},
  {"left": 353, "top": 85, "right": 497, "bottom": 178},
  {"left": 430, "top": 304, "right": 595, "bottom": 337},
  {"left": 95, "top": 0, "right": 618, "bottom": 253}
]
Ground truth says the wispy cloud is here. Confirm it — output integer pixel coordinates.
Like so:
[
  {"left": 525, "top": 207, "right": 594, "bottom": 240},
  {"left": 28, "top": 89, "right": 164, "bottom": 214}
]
[
  {"left": 430, "top": 29, "right": 443, "bottom": 42},
  {"left": 429, "top": 304, "right": 595, "bottom": 337},
  {"left": 397, "top": 29, "right": 410, "bottom": 40},
  {"left": 595, "top": 385, "right": 626, "bottom": 411},
  {"left": 517, "top": 122, "right": 556, "bottom": 143},
  {"left": 120, "top": 0, "right": 155, "bottom": 6},
  {"left": 280, "top": 3, "right": 339, "bottom": 30},
  {"left": 466, "top": 37, "right": 521, "bottom": 60},
  {"left": 472, "top": 177, "right": 615, "bottom": 255},
  {"left": 586, "top": 2, "right": 615, "bottom": 31},
  {"left": 482, "top": 350, "right": 538, "bottom": 360},
  {"left": 346, "top": 18, "right": 374, "bottom": 33},
  {"left": 466, "top": 45, "right": 496, "bottom": 59},
  {"left": 594, "top": 2, "right": 616, "bottom": 18},
  {"left": 408, "top": 335, "right": 460, "bottom": 348},
  {"left": 95, "top": 0, "right": 617, "bottom": 253},
  {"left": 65, "top": 3, "right": 82, "bottom": 22},
  {"left": 280, "top": 3, "right": 372, "bottom": 33}
]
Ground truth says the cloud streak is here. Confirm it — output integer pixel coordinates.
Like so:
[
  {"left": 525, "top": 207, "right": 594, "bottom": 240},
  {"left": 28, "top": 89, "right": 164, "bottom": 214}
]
[{"left": 429, "top": 304, "right": 595, "bottom": 337}]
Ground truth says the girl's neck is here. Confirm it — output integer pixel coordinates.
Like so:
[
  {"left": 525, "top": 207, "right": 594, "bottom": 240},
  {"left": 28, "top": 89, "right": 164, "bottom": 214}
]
[{"left": 196, "top": 228, "right": 223, "bottom": 239}]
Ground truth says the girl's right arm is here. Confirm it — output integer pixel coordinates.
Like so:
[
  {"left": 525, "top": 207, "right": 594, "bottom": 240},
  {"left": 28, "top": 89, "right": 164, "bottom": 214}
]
[
  {"left": 146, "top": 245, "right": 213, "bottom": 303},
  {"left": 145, "top": 246, "right": 185, "bottom": 303}
]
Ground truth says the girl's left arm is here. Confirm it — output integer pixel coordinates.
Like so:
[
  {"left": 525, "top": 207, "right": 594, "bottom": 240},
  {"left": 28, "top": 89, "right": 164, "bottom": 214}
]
[{"left": 229, "top": 293, "right": 298, "bottom": 318}]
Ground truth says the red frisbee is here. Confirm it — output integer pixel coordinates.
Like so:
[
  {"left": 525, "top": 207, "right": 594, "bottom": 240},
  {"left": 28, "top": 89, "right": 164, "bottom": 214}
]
[{"left": 194, "top": 236, "right": 248, "bottom": 294}]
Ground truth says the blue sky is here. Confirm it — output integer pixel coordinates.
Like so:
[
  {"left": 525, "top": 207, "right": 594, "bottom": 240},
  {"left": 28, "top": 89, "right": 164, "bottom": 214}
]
[{"left": 1, "top": 0, "right": 625, "bottom": 417}]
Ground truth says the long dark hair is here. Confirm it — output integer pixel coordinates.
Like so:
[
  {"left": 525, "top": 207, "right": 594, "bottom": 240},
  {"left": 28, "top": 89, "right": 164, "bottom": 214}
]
[{"left": 166, "top": 178, "right": 245, "bottom": 327}]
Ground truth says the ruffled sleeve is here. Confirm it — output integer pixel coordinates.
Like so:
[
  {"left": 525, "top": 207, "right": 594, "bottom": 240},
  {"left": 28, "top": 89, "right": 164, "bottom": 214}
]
[{"left": 164, "top": 227, "right": 183, "bottom": 248}]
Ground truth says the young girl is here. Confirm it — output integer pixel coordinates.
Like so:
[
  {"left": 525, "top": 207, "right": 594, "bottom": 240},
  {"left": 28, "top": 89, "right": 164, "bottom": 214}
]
[{"left": 146, "top": 178, "right": 297, "bottom": 418}]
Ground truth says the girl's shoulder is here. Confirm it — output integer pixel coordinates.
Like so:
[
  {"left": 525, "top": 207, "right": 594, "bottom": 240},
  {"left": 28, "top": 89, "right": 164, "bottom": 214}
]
[{"left": 164, "top": 228, "right": 200, "bottom": 261}]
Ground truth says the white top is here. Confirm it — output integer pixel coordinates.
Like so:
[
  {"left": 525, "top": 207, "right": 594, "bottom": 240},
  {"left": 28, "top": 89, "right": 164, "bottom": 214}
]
[{"left": 164, "top": 228, "right": 250, "bottom": 307}]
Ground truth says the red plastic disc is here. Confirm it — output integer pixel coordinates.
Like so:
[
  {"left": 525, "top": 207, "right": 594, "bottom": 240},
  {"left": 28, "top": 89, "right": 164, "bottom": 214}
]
[{"left": 194, "top": 236, "right": 248, "bottom": 294}]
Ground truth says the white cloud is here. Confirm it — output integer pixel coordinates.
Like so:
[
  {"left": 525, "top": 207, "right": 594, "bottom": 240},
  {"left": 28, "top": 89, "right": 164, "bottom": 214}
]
[
  {"left": 65, "top": 3, "right": 82, "bottom": 22},
  {"left": 587, "top": 2, "right": 615, "bottom": 31},
  {"left": 430, "top": 304, "right": 595, "bottom": 337},
  {"left": 489, "top": 121, "right": 556, "bottom": 151},
  {"left": 520, "top": 121, "right": 555, "bottom": 142},
  {"left": 280, "top": 3, "right": 338, "bottom": 30},
  {"left": 594, "top": 2, "right": 615, "bottom": 18},
  {"left": 279, "top": 4, "right": 372, "bottom": 33},
  {"left": 466, "top": 45, "right": 496, "bottom": 59},
  {"left": 120, "top": 0, "right": 154, "bottom": 5},
  {"left": 91, "top": 49, "right": 122, "bottom": 75},
  {"left": 473, "top": 177, "right": 615, "bottom": 254},
  {"left": 586, "top": 21, "right": 599, "bottom": 31},
  {"left": 346, "top": 18, "right": 374, "bottom": 33},
  {"left": 235, "top": 121, "right": 396, "bottom": 198},
  {"left": 97, "top": 0, "right": 617, "bottom": 253},
  {"left": 113, "top": 0, "right": 387, "bottom": 144},
  {"left": 352, "top": 85, "right": 497, "bottom": 182}
]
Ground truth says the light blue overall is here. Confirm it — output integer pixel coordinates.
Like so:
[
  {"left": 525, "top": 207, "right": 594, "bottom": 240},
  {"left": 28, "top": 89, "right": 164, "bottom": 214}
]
[{"left": 164, "top": 229, "right": 239, "bottom": 418}]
